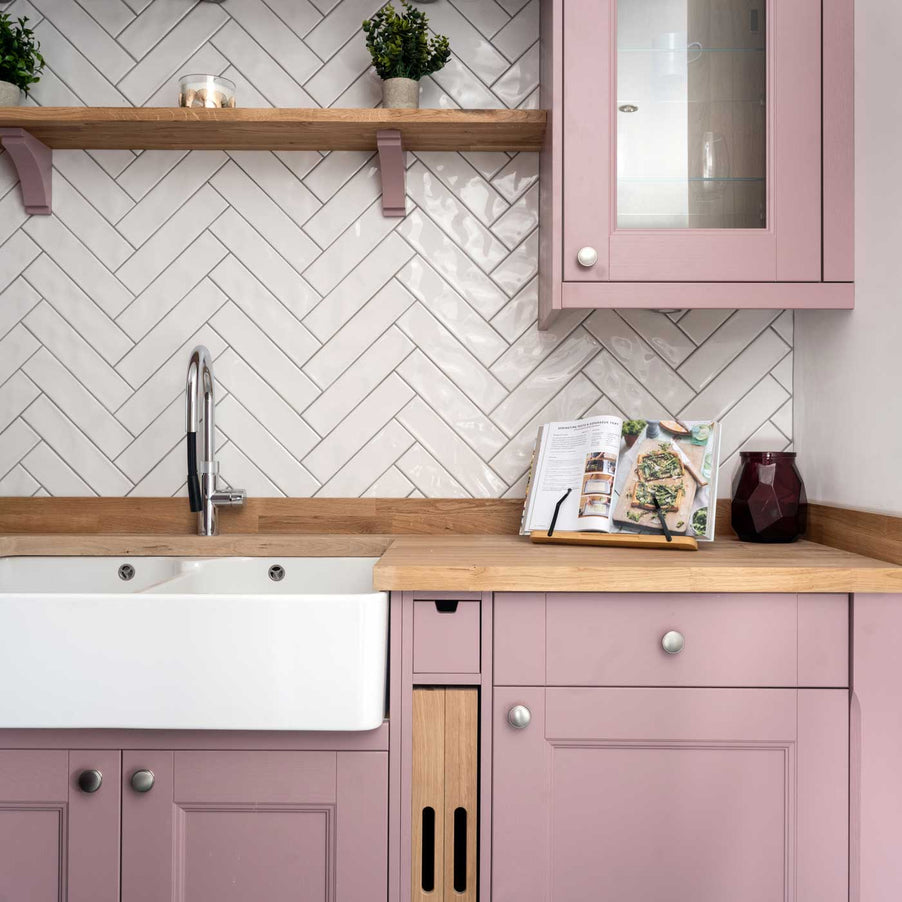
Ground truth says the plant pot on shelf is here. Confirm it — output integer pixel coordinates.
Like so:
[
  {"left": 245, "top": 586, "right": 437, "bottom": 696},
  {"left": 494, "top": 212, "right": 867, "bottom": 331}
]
[
  {"left": 383, "top": 77, "right": 419, "bottom": 109},
  {"left": 0, "top": 81, "right": 22, "bottom": 106}
]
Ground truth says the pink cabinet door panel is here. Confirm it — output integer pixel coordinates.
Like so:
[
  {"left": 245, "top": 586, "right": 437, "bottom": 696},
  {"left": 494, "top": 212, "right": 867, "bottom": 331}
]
[
  {"left": 492, "top": 686, "right": 848, "bottom": 902},
  {"left": 563, "top": 0, "right": 822, "bottom": 283},
  {"left": 0, "top": 748, "right": 120, "bottom": 902},
  {"left": 121, "top": 749, "right": 387, "bottom": 902}
]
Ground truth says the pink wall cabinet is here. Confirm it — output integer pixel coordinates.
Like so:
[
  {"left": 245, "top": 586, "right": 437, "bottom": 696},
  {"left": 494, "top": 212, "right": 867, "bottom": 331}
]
[
  {"left": 492, "top": 687, "right": 848, "bottom": 901},
  {"left": 538, "top": 0, "right": 854, "bottom": 324},
  {"left": 120, "top": 749, "right": 388, "bottom": 902},
  {"left": 0, "top": 748, "right": 120, "bottom": 902}
]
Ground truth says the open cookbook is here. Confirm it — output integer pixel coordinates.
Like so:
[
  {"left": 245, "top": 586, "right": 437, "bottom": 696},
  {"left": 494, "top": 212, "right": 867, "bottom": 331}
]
[{"left": 520, "top": 416, "right": 721, "bottom": 541}]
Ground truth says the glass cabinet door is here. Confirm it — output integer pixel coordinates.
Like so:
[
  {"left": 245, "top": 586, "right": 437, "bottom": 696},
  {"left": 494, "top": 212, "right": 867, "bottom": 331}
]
[
  {"left": 616, "top": 0, "right": 766, "bottom": 230},
  {"left": 563, "top": 0, "right": 822, "bottom": 284}
]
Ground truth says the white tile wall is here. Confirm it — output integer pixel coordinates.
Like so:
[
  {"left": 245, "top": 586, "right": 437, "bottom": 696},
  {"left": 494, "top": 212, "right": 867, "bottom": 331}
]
[{"left": 0, "top": 0, "right": 792, "bottom": 498}]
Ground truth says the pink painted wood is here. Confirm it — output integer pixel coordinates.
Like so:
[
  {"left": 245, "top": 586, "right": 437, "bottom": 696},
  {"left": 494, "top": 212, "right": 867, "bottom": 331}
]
[
  {"left": 0, "top": 748, "right": 120, "bottom": 901},
  {"left": 492, "top": 686, "right": 847, "bottom": 902},
  {"left": 68, "top": 749, "right": 120, "bottom": 902},
  {"left": 497, "top": 592, "right": 848, "bottom": 688},
  {"left": 561, "top": 0, "right": 612, "bottom": 283},
  {"left": 540, "top": 0, "right": 854, "bottom": 322},
  {"left": 413, "top": 599, "right": 481, "bottom": 674},
  {"left": 850, "top": 594, "right": 902, "bottom": 902},
  {"left": 537, "top": 0, "right": 563, "bottom": 327},
  {"left": 823, "top": 0, "right": 855, "bottom": 282},
  {"left": 396, "top": 590, "right": 492, "bottom": 902},
  {"left": 377, "top": 129, "right": 406, "bottom": 217},
  {"left": 0, "top": 128, "right": 52, "bottom": 214},
  {"left": 121, "top": 748, "right": 387, "bottom": 901},
  {"left": 0, "top": 726, "right": 387, "bottom": 750},
  {"left": 797, "top": 593, "right": 850, "bottom": 688},
  {"left": 0, "top": 750, "right": 68, "bottom": 901},
  {"left": 563, "top": 0, "right": 822, "bottom": 283},
  {"left": 494, "top": 592, "right": 545, "bottom": 685},
  {"left": 561, "top": 279, "right": 855, "bottom": 309}
]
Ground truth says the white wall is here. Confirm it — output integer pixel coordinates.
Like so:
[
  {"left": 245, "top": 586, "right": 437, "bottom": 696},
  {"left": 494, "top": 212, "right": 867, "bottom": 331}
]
[{"left": 795, "top": 0, "right": 902, "bottom": 514}]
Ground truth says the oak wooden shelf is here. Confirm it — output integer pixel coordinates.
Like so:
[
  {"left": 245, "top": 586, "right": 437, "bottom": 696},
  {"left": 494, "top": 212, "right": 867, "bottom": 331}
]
[{"left": 0, "top": 107, "right": 546, "bottom": 152}]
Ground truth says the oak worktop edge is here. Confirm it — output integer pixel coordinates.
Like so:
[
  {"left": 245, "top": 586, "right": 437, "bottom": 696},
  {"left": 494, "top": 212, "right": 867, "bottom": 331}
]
[{"left": 1, "top": 533, "right": 900, "bottom": 593}]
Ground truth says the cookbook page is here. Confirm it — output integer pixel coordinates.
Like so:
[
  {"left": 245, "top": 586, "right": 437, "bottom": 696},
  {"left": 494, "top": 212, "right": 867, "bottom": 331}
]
[
  {"left": 521, "top": 416, "right": 623, "bottom": 534},
  {"left": 610, "top": 419, "right": 720, "bottom": 540}
]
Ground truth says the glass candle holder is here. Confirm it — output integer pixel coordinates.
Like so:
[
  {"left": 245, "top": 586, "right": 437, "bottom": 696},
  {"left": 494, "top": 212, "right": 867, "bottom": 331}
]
[
  {"left": 731, "top": 451, "right": 807, "bottom": 542},
  {"left": 179, "top": 74, "right": 236, "bottom": 108}
]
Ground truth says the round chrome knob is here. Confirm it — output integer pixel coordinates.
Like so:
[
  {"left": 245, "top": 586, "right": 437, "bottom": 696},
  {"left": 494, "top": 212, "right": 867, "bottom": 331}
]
[
  {"left": 577, "top": 246, "right": 598, "bottom": 267},
  {"left": 77, "top": 769, "right": 103, "bottom": 794},
  {"left": 507, "top": 704, "right": 531, "bottom": 730},
  {"left": 130, "top": 769, "right": 155, "bottom": 793},
  {"left": 662, "top": 630, "right": 685, "bottom": 654}
]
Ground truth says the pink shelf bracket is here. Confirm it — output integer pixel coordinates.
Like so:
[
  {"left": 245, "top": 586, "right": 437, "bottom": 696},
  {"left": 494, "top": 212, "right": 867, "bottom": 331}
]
[
  {"left": 0, "top": 127, "right": 52, "bottom": 214},
  {"left": 376, "top": 129, "right": 406, "bottom": 217}
]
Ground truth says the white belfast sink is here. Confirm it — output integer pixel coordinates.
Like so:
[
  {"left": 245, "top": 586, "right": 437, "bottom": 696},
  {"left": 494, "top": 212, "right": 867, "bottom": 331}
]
[{"left": 0, "top": 556, "right": 388, "bottom": 732}]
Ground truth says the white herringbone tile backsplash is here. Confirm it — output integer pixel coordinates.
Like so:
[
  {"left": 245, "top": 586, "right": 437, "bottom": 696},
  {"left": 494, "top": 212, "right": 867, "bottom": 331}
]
[{"left": 0, "top": 0, "right": 792, "bottom": 499}]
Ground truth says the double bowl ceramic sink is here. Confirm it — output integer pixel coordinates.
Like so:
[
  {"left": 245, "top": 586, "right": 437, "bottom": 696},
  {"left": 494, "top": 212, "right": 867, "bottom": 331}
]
[{"left": 0, "top": 556, "right": 388, "bottom": 732}]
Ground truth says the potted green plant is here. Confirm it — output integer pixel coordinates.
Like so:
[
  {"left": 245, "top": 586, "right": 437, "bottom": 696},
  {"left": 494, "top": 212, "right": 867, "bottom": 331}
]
[
  {"left": 622, "top": 419, "right": 648, "bottom": 449},
  {"left": 0, "top": 14, "right": 44, "bottom": 106},
  {"left": 362, "top": 0, "right": 451, "bottom": 109}
]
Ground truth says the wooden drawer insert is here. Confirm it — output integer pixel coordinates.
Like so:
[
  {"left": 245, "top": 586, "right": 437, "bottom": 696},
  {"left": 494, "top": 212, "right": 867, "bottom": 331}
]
[
  {"left": 413, "top": 600, "right": 481, "bottom": 675},
  {"left": 495, "top": 593, "right": 848, "bottom": 688}
]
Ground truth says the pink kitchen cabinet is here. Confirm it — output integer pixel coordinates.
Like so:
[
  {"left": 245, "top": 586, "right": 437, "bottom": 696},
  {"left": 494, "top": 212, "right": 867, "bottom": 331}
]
[
  {"left": 493, "top": 686, "right": 848, "bottom": 902},
  {"left": 121, "top": 749, "right": 387, "bottom": 902},
  {"left": 0, "top": 748, "right": 120, "bottom": 902},
  {"left": 538, "top": 0, "right": 854, "bottom": 323},
  {"left": 491, "top": 592, "right": 850, "bottom": 900}
]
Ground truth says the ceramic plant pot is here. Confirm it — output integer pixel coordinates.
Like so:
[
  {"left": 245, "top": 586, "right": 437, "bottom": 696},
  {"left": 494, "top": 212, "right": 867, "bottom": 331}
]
[
  {"left": 0, "top": 81, "right": 22, "bottom": 106},
  {"left": 383, "top": 77, "right": 419, "bottom": 109}
]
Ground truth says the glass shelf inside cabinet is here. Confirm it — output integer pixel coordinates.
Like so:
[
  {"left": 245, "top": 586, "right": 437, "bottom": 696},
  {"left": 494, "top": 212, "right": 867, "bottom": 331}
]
[{"left": 616, "top": 0, "right": 767, "bottom": 230}]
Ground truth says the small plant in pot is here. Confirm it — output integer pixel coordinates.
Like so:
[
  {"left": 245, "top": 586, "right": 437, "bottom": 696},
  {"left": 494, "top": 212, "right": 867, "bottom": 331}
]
[
  {"left": 0, "top": 14, "right": 45, "bottom": 106},
  {"left": 622, "top": 419, "right": 648, "bottom": 449},
  {"left": 362, "top": 0, "right": 450, "bottom": 109}
]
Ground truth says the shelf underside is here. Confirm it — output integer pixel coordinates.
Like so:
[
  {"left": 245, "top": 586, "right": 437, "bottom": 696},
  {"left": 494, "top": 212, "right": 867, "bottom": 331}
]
[{"left": 0, "top": 107, "right": 546, "bottom": 152}]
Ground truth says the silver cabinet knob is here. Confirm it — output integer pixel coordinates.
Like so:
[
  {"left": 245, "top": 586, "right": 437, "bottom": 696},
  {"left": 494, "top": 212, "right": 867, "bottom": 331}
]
[
  {"left": 662, "top": 630, "right": 685, "bottom": 654},
  {"left": 77, "top": 769, "right": 103, "bottom": 794},
  {"left": 577, "top": 246, "right": 598, "bottom": 267},
  {"left": 130, "top": 769, "right": 155, "bottom": 793},
  {"left": 507, "top": 704, "right": 531, "bottom": 730}
]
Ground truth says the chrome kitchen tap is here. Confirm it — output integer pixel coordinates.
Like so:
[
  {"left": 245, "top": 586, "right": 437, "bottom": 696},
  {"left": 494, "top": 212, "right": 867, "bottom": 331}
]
[{"left": 185, "top": 345, "right": 246, "bottom": 535}]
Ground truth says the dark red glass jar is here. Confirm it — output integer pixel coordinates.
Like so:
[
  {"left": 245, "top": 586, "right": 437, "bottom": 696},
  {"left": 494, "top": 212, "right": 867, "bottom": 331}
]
[{"left": 731, "top": 451, "right": 808, "bottom": 542}]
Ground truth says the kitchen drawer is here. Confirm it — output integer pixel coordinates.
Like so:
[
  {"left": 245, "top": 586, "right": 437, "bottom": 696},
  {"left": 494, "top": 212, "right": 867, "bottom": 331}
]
[
  {"left": 414, "top": 599, "right": 481, "bottom": 674},
  {"left": 495, "top": 593, "right": 848, "bottom": 688}
]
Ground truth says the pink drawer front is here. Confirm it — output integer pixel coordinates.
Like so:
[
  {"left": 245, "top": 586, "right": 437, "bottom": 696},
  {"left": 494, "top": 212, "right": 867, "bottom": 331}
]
[
  {"left": 413, "top": 600, "right": 481, "bottom": 674},
  {"left": 495, "top": 593, "right": 848, "bottom": 688}
]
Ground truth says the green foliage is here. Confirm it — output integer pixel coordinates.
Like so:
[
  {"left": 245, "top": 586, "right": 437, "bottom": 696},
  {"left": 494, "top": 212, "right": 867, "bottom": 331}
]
[
  {"left": 0, "top": 13, "right": 45, "bottom": 93},
  {"left": 622, "top": 419, "right": 648, "bottom": 437},
  {"left": 362, "top": 0, "right": 451, "bottom": 81}
]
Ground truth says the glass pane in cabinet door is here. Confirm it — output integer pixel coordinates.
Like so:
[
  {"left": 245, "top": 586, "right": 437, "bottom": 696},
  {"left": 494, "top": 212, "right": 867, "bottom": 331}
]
[{"left": 616, "top": 0, "right": 766, "bottom": 229}]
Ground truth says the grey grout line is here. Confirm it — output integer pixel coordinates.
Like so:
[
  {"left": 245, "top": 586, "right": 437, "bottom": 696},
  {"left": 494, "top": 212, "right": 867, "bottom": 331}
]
[
  {"left": 112, "top": 231, "right": 229, "bottom": 338},
  {"left": 18, "top": 323, "right": 138, "bottom": 435},
  {"left": 50, "top": 170, "right": 138, "bottom": 254},
  {"left": 674, "top": 310, "right": 782, "bottom": 391},
  {"left": 21, "top": 392, "right": 137, "bottom": 487},
  {"left": 115, "top": 150, "right": 190, "bottom": 205}
]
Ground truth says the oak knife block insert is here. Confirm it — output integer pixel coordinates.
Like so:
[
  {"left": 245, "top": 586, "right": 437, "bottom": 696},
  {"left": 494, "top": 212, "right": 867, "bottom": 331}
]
[{"left": 412, "top": 688, "right": 478, "bottom": 901}]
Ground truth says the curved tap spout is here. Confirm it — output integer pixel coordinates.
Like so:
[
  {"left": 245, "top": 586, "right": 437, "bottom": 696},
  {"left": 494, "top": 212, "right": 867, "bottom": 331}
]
[{"left": 185, "top": 345, "right": 246, "bottom": 535}]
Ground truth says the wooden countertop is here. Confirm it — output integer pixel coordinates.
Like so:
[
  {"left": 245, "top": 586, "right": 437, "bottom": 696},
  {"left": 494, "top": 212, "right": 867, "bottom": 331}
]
[
  {"left": 0, "top": 533, "right": 395, "bottom": 558},
  {"left": 373, "top": 535, "right": 902, "bottom": 593},
  {"left": 1, "top": 532, "right": 900, "bottom": 593}
]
